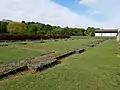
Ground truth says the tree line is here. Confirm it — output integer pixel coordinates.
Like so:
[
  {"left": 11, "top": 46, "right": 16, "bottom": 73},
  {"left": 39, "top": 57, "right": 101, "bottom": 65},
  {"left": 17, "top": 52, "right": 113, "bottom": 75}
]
[{"left": 0, "top": 21, "right": 96, "bottom": 36}]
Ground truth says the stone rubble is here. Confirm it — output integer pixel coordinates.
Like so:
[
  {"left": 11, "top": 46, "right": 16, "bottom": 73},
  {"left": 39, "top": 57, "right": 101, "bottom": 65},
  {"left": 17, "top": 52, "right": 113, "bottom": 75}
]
[{"left": 0, "top": 39, "right": 107, "bottom": 78}]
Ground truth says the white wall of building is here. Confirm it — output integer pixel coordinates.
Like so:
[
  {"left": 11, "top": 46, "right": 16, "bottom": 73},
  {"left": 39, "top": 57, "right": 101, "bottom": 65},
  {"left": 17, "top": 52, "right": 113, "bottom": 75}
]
[{"left": 95, "top": 33, "right": 117, "bottom": 36}]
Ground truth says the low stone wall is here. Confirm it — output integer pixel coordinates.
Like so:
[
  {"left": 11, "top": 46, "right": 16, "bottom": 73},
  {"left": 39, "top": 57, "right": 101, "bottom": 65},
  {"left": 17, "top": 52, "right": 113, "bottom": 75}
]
[
  {"left": 15, "top": 42, "right": 27, "bottom": 45},
  {"left": 56, "top": 51, "right": 75, "bottom": 60},
  {"left": 0, "top": 66, "right": 28, "bottom": 78},
  {"left": 0, "top": 42, "right": 27, "bottom": 47},
  {"left": 0, "top": 59, "right": 29, "bottom": 78},
  {"left": 0, "top": 44, "right": 9, "bottom": 47},
  {"left": 27, "top": 57, "right": 58, "bottom": 70},
  {"left": 0, "top": 39, "right": 107, "bottom": 79}
]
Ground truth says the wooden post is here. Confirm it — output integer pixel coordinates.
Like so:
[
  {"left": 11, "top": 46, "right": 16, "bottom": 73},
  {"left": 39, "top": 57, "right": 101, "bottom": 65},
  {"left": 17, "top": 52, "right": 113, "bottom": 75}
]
[{"left": 117, "top": 29, "right": 120, "bottom": 49}]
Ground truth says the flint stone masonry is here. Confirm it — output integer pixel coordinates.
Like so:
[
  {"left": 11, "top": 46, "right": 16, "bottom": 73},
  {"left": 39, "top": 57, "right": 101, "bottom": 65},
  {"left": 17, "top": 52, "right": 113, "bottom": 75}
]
[
  {"left": 75, "top": 48, "right": 85, "bottom": 54},
  {"left": 0, "top": 59, "right": 29, "bottom": 77},
  {"left": 15, "top": 42, "right": 27, "bottom": 45},
  {"left": 0, "top": 42, "right": 28, "bottom": 47},
  {"left": 56, "top": 51, "right": 75, "bottom": 60},
  {"left": 87, "top": 44, "right": 95, "bottom": 47},
  {"left": 0, "top": 44, "right": 9, "bottom": 46},
  {"left": 27, "top": 57, "right": 58, "bottom": 70},
  {"left": 0, "top": 39, "right": 107, "bottom": 78},
  {"left": 0, "top": 57, "right": 58, "bottom": 77}
]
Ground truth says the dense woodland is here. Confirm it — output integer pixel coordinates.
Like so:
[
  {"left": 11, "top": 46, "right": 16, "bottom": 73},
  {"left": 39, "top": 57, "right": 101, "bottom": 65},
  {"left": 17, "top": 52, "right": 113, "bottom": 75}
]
[{"left": 0, "top": 21, "right": 96, "bottom": 36}]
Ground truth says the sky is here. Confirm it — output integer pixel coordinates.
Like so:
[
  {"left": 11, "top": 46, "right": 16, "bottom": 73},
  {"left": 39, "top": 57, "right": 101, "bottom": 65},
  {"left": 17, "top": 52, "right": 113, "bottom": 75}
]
[{"left": 0, "top": 0, "right": 119, "bottom": 28}]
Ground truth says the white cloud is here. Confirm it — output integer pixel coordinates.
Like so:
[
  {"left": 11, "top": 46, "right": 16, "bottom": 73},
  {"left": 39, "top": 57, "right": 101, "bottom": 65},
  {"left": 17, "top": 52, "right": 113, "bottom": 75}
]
[
  {"left": 0, "top": 0, "right": 99, "bottom": 28},
  {"left": 87, "top": 9, "right": 100, "bottom": 15},
  {"left": 80, "top": 0, "right": 120, "bottom": 28},
  {"left": 0, "top": 0, "right": 119, "bottom": 28},
  {"left": 80, "top": 0, "right": 120, "bottom": 14},
  {"left": 80, "top": 0, "right": 97, "bottom": 4}
]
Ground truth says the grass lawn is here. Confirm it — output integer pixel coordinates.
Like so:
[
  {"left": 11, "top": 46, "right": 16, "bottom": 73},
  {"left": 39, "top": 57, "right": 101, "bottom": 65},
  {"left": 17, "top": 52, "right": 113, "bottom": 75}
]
[
  {"left": 0, "top": 46, "right": 42, "bottom": 64},
  {"left": 24, "top": 38, "right": 93, "bottom": 55},
  {"left": 0, "top": 40, "right": 120, "bottom": 90},
  {"left": 0, "top": 38, "right": 93, "bottom": 64}
]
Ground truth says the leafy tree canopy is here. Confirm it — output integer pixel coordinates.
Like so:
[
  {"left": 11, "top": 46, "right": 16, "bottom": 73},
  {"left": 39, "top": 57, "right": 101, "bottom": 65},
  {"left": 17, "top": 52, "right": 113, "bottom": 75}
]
[{"left": 7, "top": 22, "right": 27, "bottom": 34}]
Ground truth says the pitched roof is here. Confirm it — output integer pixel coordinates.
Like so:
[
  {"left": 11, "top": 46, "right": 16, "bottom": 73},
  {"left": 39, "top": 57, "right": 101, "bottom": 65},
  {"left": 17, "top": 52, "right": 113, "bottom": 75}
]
[{"left": 95, "top": 29, "right": 118, "bottom": 33}]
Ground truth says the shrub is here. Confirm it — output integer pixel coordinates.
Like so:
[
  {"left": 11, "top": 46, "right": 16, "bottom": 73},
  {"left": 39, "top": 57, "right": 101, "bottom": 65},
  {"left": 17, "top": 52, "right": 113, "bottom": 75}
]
[{"left": 0, "top": 34, "right": 70, "bottom": 40}]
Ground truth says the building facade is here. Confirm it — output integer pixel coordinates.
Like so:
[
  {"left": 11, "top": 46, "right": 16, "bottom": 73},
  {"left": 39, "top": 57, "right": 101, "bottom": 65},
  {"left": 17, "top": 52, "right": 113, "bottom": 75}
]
[{"left": 95, "top": 29, "right": 118, "bottom": 37}]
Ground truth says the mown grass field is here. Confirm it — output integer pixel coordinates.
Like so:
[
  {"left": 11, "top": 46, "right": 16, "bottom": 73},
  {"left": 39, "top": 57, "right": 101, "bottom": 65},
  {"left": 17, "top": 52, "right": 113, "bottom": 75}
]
[
  {"left": 0, "top": 37, "right": 94, "bottom": 64},
  {"left": 0, "top": 39, "right": 120, "bottom": 90}
]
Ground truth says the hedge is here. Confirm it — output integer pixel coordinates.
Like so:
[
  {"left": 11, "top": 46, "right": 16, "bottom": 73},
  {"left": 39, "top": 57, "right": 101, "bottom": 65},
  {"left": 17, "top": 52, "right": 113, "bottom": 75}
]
[{"left": 0, "top": 34, "right": 70, "bottom": 40}]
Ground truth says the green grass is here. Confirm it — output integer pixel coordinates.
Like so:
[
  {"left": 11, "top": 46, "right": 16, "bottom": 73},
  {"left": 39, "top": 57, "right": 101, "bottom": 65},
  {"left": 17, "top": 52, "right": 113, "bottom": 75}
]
[
  {"left": 0, "top": 40, "right": 120, "bottom": 90},
  {"left": 0, "top": 38, "right": 93, "bottom": 64},
  {"left": 0, "top": 46, "right": 42, "bottom": 64},
  {"left": 25, "top": 38, "right": 93, "bottom": 52}
]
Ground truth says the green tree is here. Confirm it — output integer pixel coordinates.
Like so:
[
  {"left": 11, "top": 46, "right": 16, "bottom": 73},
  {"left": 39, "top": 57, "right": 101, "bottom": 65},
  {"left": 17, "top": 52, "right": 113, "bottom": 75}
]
[
  {"left": 42, "top": 24, "right": 52, "bottom": 33},
  {"left": 77, "top": 28, "right": 86, "bottom": 36},
  {"left": 89, "top": 32, "right": 95, "bottom": 36},
  {"left": 21, "top": 21, "right": 26, "bottom": 24},
  {"left": 86, "top": 27, "right": 95, "bottom": 36},
  {"left": 52, "top": 27, "right": 62, "bottom": 34},
  {"left": 7, "top": 22, "right": 27, "bottom": 34},
  {"left": 0, "top": 21, "right": 8, "bottom": 33},
  {"left": 27, "top": 24, "right": 38, "bottom": 34},
  {"left": 26, "top": 22, "right": 46, "bottom": 34}
]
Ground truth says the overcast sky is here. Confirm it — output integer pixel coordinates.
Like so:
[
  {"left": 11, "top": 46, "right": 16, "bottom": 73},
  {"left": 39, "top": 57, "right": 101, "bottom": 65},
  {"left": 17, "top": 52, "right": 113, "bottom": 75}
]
[{"left": 0, "top": 0, "right": 119, "bottom": 28}]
